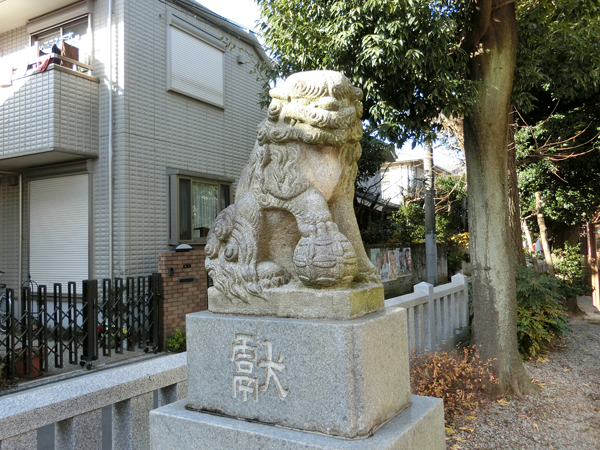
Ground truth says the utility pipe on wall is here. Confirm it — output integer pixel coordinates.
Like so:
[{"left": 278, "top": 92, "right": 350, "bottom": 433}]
[
  {"left": 18, "top": 174, "right": 22, "bottom": 303},
  {"left": 107, "top": 0, "right": 113, "bottom": 278},
  {"left": 0, "top": 171, "right": 23, "bottom": 309}
]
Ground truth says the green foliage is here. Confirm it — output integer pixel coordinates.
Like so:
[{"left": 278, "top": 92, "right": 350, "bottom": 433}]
[
  {"left": 554, "top": 242, "right": 584, "bottom": 282},
  {"left": 359, "top": 220, "right": 398, "bottom": 246},
  {"left": 434, "top": 174, "right": 468, "bottom": 242},
  {"left": 410, "top": 345, "right": 498, "bottom": 421},
  {"left": 514, "top": 0, "right": 600, "bottom": 112},
  {"left": 166, "top": 328, "right": 186, "bottom": 353},
  {"left": 554, "top": 243, "right": 594, "bottom": 298},
  {"left": 514, "top": 2, "right": 600, "bottom": 232},
  {"left": 447, "top": 249, "right": 469, "bottom": 276},
  {"left": 356, "top": 132, "right": 395, "bottom": 188},
  {"left": 257, "top": 0, "right": 476, "bottom": 145},
  {"left": 385, "top": 173, "right": 467, "bottom": 248},
  {"left": 516, "top": 101, "right": 600, "bottom": 227},
  {"left": 515, "top": 266, "right": 570, "bottom": 359},
  {"left": 390, "top": 203, "right": 425, "bottom": 245}
]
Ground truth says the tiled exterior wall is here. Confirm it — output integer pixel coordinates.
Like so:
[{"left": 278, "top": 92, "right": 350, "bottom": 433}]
[
  {"left": 0, "top": 0, "right": 266, "bottom": 292},
  {"left": 107, "top": 0, "right": 265, "bottom": 277},
  {"left": 88, "top": 0, "right": 130, "bottom": 280},
  {"left": 0, "top": 26, "right": 28, "bottom": 56},
  {"left": 0, "top": 68, "right": 99, "bottom": 157},
  {"left": 0, "top": 176, "right": 29, "bottom": 290},
  {"left": 157, "top": 250, "right": 208, "bottom": 346}
]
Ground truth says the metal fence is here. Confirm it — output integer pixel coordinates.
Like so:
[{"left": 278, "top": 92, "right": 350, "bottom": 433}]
[{"left": 0, "top": 274, "right": 162, "bottom": 381}]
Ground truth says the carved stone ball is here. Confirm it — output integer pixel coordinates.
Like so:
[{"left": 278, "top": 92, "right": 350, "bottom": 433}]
[{"left": 293, "top": 229, "right": 358, "bottom": 288}]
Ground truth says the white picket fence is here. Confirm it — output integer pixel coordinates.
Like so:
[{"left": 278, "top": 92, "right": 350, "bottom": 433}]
[{"left": 385, "top": 274, "right": 470, "bottom": 354}]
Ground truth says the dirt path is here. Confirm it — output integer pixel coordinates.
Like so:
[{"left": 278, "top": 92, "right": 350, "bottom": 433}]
[{"left": 449, "top": 296, "right": 600, "bottom": 449}]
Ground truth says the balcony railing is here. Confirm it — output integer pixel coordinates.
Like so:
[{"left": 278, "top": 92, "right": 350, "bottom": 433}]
[{"left": 0, "top": 49, "right": 99, "bottom": 169}]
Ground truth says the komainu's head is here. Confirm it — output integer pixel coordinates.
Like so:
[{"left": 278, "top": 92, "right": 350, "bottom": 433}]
[{"left": 257, "top": 71, "right": 364, "bottom": 147}]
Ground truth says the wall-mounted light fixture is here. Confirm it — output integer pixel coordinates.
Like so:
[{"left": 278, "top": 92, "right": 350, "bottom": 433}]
[{"left": 172, "top": 244, "right": 192, "bottom": 252}]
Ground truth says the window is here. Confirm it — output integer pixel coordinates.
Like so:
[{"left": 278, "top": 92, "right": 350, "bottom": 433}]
[
  {"left": 167, "top": 13, "right": 225, "bottom": 107},
  {"left": 30, "top": 174, "right": 89, "bottom": 291},
  {"left": 169, "top": 173, "right": 231, "bottom": 245},
  {"left": 30, "top": 14, "right": 91, "bottom": 68}
]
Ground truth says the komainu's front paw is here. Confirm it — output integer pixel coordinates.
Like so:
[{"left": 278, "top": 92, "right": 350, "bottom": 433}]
[
  {"left": 257, "top": 261, "right": 292, "bottom": 289},
  {"left": 293, "top": 221, "right": 358, "bottom": 288}
]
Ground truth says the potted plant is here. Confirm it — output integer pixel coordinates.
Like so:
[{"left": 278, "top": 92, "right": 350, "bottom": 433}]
[{"left": 14, "top": 347, "right": 44, "bottom": 378}]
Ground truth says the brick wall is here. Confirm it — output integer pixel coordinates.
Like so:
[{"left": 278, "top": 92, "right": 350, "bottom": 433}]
[{"left": 157, "top": 249, "right": 208, "bottom": 346}]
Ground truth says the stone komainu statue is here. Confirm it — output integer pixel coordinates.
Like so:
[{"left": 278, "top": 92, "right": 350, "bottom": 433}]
[{"left": 205, "top": 71, "right": 380, "bottom": 303}]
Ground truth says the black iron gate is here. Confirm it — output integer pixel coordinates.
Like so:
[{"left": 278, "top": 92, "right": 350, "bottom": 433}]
[{"left": 0, "top": 274, "right": 161, "bottom": 381}]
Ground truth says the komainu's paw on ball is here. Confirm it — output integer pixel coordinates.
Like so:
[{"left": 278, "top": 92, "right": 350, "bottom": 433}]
[
  {"left": 293, "top": 221, "right": 358, "bottom": 288},
  {"left": 257, "top": 261, "right": 292, "bottom": 289}
]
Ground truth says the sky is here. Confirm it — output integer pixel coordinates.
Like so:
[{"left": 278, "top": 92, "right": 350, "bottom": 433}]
[
  {"left": 196, "top": 0, "right": 261, "bottom": 32},
  {"left": 194, "top": 1, "right": 463, "bottom": 170}
]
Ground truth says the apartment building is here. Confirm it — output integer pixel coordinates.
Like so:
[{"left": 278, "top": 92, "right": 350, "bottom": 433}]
[{"left": 0, "top": 0, "right": 267, "bottom": 291}]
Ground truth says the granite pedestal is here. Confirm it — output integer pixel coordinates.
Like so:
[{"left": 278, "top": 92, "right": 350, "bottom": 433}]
[
  {"left": 208, "top": 282, "right": 384, "bottom": 320},
  {"left": 150, "top": 395, "right": 444, "bottom": 450},
  {"left": 186, "top": 306, "right": 410, "bottom": 438},
  {"left": 150, "top": 305, "right": 445, "bottom": 449}
]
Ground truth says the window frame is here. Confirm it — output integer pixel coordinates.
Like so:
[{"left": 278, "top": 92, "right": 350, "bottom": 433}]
[
  {"left": 27, "top": 2, "right": 93, "bottom": 68},
  {"left": 168, "top": 170, "right": 233, "bottom": 245},
  {"left": 166, "top": 12, "right": 226, "bottom": 108}
]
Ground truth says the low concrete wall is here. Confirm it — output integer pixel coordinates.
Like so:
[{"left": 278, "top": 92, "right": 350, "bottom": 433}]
[{"left": 0, "top": 353, "right": 187, "bottom": 450}]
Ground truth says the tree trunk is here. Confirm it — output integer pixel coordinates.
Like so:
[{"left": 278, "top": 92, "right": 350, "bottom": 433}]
[
  {"left": 552, "top": 224, "right": 580, "bottom": 250},
  {"left": 507, "top": 112, "right": 526, "bottom": 266},
  {"left": 464, "top": 0, "right": 538, "bottom": 396},
  {"left": 522, "top": 219, "right": 539, "bottom": 273},
  {"left": 588, "top": 223, "right": 600, "bottom": 309},
  {"left": 535, "top": 192, "right": 555, "bottom": 277}
]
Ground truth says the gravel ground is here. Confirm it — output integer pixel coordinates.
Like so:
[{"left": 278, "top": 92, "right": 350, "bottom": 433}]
[{"left": 448, "top": 296, "right": 600, "bottom": 450}]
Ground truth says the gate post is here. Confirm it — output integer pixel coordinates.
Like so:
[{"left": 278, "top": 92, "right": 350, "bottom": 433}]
[
  {"left": 82, "top": 280, "right": 99, "bottom": 366},
  {"left": 151, "top": 273, "right": 162, "bottom": 352}
]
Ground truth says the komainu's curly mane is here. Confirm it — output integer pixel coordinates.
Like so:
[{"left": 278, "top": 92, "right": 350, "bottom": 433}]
[{"left": 206, "top": 71, "right": 379, "bottom": 303}]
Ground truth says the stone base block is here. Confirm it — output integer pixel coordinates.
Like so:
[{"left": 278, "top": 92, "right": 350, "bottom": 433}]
[
  {"left": 186, "top": 307, "right": 410, "bottom": 438},
  {"left": 208, "top": 282, "right": 384, "bottom": 320},
  {"left": 150, "top": 395, "right": 445, "bottom": 450}
]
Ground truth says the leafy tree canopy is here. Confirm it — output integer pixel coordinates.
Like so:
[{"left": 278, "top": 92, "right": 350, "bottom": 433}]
[
  {"left": 513, "top": 1, "right": 600, "bottom": 236},
  {"left": 356, "top": 131, "right": 396, "bottom": 189},
  {"left": 514, "top": 0, "right": 600, "bottom": 114},
  {"left": 257, "top": 0, "right": 475, "bottom": 145}
]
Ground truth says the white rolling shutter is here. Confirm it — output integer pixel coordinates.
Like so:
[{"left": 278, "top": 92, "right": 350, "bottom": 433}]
[
  {"left": 30, "top": 174, "right": 89, "bottom": 291},
  {"left": 169, "top": 25, "right": 224, "bottom": 107}
]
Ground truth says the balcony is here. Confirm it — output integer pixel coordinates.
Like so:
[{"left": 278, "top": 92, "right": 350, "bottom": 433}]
[{"left": 0, "top": 50, "right": 99, "bottom": 171}]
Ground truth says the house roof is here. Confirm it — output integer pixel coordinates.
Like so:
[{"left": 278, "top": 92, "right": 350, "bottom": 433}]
[
  {"left": 382, "top": 159, "right": 453, "bottom": 176},
  {"left": 168, "top": 0, "right": 270, "bottom": 63},
  {"left": 355, "top": 191, "right": 400, "bottom": 212}
]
